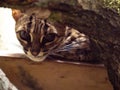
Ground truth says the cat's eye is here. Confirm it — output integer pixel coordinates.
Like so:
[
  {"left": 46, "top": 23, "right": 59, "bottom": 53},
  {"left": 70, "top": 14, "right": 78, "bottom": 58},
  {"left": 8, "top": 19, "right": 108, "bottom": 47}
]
[
  {"left": 42, "top": 33, "right": 57, "bottom": 43},
  {"left": 19, "top": 30, "right": 31, "bottom": 42}
]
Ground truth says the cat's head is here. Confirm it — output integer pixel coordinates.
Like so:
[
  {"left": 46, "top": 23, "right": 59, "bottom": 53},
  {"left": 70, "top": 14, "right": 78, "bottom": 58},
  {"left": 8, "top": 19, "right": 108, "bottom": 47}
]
[{"left": 12, "top": 10, "right": 66, "bottom": 62}]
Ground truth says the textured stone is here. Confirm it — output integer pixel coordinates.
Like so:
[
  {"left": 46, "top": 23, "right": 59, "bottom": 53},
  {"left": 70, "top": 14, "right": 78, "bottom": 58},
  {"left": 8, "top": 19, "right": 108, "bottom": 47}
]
[{"left": 0, "top": 69, "right": 18, "bottom": 90}]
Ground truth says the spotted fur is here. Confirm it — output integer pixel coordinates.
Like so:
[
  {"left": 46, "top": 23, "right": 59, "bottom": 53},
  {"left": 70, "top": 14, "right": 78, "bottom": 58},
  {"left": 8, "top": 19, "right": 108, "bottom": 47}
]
[{"left": 14, "top": 13, "right": 91, "bottom": 62}]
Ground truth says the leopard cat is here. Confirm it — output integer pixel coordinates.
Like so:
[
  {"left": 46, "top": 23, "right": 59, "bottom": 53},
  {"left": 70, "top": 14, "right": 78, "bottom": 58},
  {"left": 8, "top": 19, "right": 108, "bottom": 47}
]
[{"left": 12, "top": 9, "right": 93, "bottom": 63}]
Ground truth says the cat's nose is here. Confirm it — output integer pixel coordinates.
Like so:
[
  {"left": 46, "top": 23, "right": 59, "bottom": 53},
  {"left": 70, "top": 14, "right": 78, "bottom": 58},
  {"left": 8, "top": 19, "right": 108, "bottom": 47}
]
[
  {"left": 30, "top": 47, "right": 40, "bottom": 56},
  {"left": 31, "top": 51, "right": 39, "bottom": 56}
]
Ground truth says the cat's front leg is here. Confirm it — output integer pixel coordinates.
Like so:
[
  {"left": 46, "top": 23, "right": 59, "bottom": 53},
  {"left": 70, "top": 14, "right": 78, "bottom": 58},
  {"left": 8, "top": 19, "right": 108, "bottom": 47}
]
[{"left": 50, "top": 28, "right": 101, "bottom": 63}]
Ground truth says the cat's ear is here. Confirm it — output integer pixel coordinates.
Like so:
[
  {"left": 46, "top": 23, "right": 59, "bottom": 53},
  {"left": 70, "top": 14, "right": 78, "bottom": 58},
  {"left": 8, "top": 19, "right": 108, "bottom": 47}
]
[{"left": 12, "top": 9, "right": 24, "bottom": 22}]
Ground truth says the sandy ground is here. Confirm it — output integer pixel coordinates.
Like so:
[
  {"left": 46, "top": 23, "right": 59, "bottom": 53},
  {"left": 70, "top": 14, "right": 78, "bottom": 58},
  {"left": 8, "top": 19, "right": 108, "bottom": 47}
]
[{"left": 0, "top": 56, "right": 113, "bottom": 90}]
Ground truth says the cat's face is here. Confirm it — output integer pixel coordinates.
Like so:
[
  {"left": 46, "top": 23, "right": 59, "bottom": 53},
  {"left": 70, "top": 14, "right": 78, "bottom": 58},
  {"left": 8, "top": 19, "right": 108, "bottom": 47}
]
[{"left": 13, "top": 12, "right": 65, "bottom": 62}]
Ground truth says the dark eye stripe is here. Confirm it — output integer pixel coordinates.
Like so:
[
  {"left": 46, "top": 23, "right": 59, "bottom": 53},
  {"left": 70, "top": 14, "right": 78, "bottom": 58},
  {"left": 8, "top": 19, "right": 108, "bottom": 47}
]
[
  {"left": 27, "top": 14, "right": 34, "bottom": 32},
  {"left": 27, "top": 21, "right": 32, "bottom": 32},
  {"left": 29, "top": 15, "right": 33, "bottom": 21},
  {"left": 43, "top": 23, "right": 49, "bottom": 35}
]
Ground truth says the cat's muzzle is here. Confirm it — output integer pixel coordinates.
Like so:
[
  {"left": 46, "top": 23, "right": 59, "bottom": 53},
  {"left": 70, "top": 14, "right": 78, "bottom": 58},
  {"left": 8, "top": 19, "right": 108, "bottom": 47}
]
[{"left": 26, "top": 51, "right": 48, "bottom": 62}]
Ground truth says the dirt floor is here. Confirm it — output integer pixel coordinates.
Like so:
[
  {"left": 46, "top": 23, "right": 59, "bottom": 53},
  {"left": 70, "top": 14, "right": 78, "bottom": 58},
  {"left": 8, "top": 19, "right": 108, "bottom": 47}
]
[{"left": 0, "top": 56, "right": 113, "bottom": 90}]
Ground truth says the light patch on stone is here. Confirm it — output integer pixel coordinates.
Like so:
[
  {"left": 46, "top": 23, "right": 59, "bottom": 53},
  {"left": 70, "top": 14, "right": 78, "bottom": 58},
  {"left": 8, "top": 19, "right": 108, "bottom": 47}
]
[
  {"left": 0, "top": 7, "right": 24, "bottom": 56},
  {"left": 0, "top": 69, "right": 18, "bottom": 90}
]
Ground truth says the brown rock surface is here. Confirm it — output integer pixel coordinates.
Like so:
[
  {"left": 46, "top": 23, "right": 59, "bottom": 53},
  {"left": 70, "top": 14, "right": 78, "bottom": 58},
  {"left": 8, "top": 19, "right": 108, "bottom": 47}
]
[{"left": 0, "top": 56, "right": 113, "bottom": 90}]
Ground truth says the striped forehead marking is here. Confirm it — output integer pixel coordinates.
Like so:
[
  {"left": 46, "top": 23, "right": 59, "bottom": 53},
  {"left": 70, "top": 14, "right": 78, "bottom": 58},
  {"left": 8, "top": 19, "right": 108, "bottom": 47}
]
[
  {"left": 27, "top": 14, "right": 58, "bottom": 35},
  {"left": 27, "top": 16, "right": 33, "bottom": 32}
]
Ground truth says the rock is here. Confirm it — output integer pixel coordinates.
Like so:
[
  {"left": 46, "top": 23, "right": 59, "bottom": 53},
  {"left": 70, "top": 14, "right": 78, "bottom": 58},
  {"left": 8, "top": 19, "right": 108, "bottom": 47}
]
[
  {"left": 0, "top": 69, "right": 18, "bottom": 90},
  {"left": 78, "top": 0, "right": 102, "bottom": 11}
]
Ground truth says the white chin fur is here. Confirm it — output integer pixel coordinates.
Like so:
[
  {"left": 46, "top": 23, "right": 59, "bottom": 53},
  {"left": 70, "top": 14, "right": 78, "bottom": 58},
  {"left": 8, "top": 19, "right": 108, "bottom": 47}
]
[
  {"left": 26, "top": 55, "right": 47, "bottom": 62},
  {"left": 27, "top": 56, "right": 46, "bottom": 62},
  {"left": 25, "top": 50, "right": 48, "bottom": 62}
]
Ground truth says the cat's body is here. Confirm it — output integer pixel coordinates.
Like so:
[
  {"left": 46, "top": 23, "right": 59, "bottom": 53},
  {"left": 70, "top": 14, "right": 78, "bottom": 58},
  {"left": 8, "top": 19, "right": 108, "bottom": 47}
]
[{"left": 13, "top": 9, "right": 93, "bottom": 62}]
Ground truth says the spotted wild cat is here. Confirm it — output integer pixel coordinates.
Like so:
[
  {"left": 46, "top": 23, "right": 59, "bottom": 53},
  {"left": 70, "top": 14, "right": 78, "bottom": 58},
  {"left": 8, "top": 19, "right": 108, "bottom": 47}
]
[{"left": 12, "top": 9, "right": 93, "bottom": 62}]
